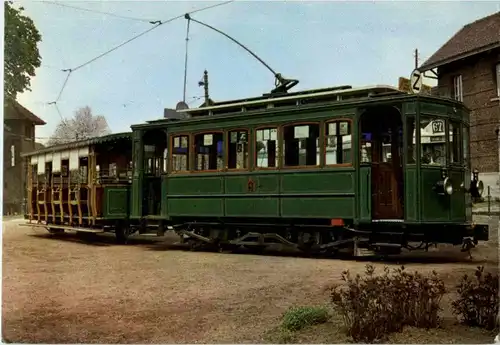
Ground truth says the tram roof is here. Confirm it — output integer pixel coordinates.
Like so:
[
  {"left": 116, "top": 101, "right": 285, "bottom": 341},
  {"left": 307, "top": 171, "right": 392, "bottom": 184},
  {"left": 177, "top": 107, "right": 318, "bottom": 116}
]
[
  {"left": 21, "top": 132, "right": 132, "bottom": 158},
  {"left": 132, "top": 84, "right": 467, "bottom": 129}
]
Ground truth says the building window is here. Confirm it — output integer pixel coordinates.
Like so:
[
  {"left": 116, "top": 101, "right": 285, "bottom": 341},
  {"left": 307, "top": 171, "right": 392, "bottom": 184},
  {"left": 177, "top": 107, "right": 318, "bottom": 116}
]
[
  {"left": 255, "top": 127, "right": 278, "bottom": 168},
  {"left": 24, "top": 124, "right": 33, "bottom": 139},
  {"left": 326, "top": 120, "right": 352, "bottom": 165},
  {"left": 463, "top": 125, "right": 470, "bottom": 167},
  {"left": 10, "top": 145, "right": 15, "bottom": 167},
  {"left": 453, "top": 75, "right": 463, "bottom": 102},
  {"left": 194, "top": 132, "right": 224, "bottom": 171},
  {"left": 283, "top": 123, "right": 320, "bottom": 167},
  {"left": 171, "top": 135, "right": 190, "bottom": 172},
  {"left": 496, "top": 63, "right": 500, "bottom": 97},
  {"left": 228, "top": 129, "right": 249, "bottom": 170}
]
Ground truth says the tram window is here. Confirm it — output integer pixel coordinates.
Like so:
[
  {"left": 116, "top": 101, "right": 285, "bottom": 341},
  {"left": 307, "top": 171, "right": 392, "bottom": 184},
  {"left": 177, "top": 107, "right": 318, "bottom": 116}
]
[
  {"left": 406, "top": 117, "right": 416, "bottom": 164},
  {"left": 228, "top": 130, "right": 249, "bottom": 170},
  {"left": 163, "top": 148, "right": 168, "bottom": 173},
  {"left": 449, "top": 120, "right": 462, "bottom": 163},
  {"left": 194, "top": 132, "right": 224, "bottom": 171},
  {"left": 171, "top": 135, "right": 190, "bottom": 172},
  {"left": 420, "top": 116, "right": 446, "bottom": 166},
  {"left": 144, "top": 145, "right": 159, "bottom": 175},
  {"left": 255, "top": 127, "right": 278, "bottom": 168},
  {"left": 283, "top": 123, "right": 320, "bottom": 167},
  {"left": 326, "top": 120, "right": 352, "bottom": 165}
]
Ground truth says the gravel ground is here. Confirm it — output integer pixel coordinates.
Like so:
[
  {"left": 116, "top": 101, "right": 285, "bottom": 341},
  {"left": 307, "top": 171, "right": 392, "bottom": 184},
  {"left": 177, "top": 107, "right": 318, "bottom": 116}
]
[{"left": 2, "top": 216, "right": 498, "bottom": 343}]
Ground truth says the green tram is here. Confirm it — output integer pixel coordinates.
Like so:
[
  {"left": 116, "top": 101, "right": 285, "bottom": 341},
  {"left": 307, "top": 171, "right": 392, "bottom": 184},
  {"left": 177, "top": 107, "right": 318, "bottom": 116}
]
[{"left": 23, "top": 84, "right": 489, "bottom": 256}]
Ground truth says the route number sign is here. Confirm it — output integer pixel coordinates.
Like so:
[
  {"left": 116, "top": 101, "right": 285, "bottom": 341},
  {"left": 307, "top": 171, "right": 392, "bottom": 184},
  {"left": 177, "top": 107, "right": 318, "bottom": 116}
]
[{"left": 409, "top": 69, "right": 423, "bottom": 94}]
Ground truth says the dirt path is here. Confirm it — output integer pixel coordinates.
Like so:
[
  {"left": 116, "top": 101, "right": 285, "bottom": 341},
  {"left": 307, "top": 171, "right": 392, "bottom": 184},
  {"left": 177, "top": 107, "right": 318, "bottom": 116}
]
[{"left": 2, "top": 217, "right": 498, "bottom": 343}]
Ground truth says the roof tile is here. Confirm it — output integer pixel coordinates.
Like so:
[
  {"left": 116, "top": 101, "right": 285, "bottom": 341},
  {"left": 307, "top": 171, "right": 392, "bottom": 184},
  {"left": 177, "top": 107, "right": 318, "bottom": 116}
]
[{"left": 420, "top": 11, "right": 500, "bottom": 70}]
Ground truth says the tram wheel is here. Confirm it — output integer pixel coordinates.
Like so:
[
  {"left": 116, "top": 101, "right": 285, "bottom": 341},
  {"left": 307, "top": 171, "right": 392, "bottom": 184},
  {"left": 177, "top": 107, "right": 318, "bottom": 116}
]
[
  {"left": 47, "top": 227, "right": 64, "bottom": 235},
  {"left": 115, "top": 221, "right": 130, "bottom": 244},
  {"left": 187, "top": 239, "right": 199, "bottom": 251}
]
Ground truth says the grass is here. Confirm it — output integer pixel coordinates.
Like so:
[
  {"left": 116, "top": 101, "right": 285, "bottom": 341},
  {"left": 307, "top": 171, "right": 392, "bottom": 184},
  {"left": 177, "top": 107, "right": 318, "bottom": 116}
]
[{"left": 281, "top": 305, "right": 330, "bottom": 331}]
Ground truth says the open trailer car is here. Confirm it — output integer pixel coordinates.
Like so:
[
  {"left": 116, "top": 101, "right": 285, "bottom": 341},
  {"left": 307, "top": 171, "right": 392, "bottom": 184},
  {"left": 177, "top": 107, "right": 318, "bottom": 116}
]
[
  {"left": 21, "top": 132, "right": 140, "bottom": 242},
  {"left": 22, "top": 84, "right": 489, "bottom": 256}
]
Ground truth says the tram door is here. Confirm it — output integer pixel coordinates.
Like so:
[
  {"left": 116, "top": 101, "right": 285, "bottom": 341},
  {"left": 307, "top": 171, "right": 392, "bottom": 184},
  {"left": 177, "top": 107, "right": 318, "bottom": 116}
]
[
  {"left": 142, "top": 130, "right": 167, "bottom": 216},
  {"left": 360, "top": 106, "right": 404, "bottom": 220}
]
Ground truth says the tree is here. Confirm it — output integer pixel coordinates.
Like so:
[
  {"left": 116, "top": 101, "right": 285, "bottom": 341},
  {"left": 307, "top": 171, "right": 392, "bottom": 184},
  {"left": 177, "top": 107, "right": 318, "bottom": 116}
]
[
  {"left": 4, "top": 1, "right": 42, "bottom": 103},
  {"left": 48, "top": 106, "right": 111, "bottom": 146}
]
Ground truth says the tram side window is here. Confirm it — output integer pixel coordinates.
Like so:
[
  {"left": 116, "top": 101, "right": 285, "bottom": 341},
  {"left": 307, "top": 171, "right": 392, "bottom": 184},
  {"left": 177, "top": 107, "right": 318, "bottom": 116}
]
[
  {"left": 420, "top": 116, "right": 446, "bottom": 166},
  {"left": 144, "top": 145, "right": 161, "bottom": 176},
  {"left": 255, "top": 127, "right": 279, "bottom": 168},
  {"left": 406, "top": 116, "right": 416, "bottom": 164},
  {"left": 449, "top": 120, "right": 462, "bottom": 163},
  {"left": 194, "top": 132, "right": 224, "bottom": 171},
  {"left": 326, "top": 120, "right": 352, "bottom": 165},
  {"left": 171, "top": 135, "right": 190, "bottom": 172},
  {"left": 283, "top": 123, "right": 320, "bottom": 167},
  {"left": 228, "top": 130, "right": 249, "bottom": 170}
]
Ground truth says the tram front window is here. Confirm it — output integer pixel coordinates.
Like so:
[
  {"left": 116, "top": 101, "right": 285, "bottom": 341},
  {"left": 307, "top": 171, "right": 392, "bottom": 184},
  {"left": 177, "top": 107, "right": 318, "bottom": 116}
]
[{"left": 420, "top": 116, "right": 446, "bottom": 166}]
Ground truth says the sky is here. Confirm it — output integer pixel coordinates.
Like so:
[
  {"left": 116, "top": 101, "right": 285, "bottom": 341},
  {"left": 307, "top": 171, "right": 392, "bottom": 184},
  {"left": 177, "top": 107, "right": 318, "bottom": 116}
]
[{"left": 14, "top": 0, "right": 500, "bottom": 143}]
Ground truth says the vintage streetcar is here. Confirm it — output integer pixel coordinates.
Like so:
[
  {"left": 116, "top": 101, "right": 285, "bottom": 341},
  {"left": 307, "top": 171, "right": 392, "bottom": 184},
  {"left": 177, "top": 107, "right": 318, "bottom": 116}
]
[{"left": 22, "top": 84, "right": 489, "bottom": 256}]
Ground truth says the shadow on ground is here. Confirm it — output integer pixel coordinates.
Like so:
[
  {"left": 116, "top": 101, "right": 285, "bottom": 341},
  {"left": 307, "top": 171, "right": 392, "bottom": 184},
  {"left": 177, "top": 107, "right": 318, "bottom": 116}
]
[{"left": 24, "top": 229, "right": 496, "bottom": 266}]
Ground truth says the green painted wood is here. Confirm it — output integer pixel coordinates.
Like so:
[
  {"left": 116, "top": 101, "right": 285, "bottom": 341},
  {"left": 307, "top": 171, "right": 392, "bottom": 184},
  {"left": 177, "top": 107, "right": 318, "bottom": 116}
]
[
  {"left": 103, "top": 186, "right": 130, "bottom": 218},
  {"left": 420, "top": 167, "right": 450, "bottom": 222},
  {"left": 449, "top": 169, "right": 466, "bottom": 222},
  {"left": 130, "top": 129, "right": 143, "bottom": 218},
  {"left": 167, "top": 175, "right": 224, "bottom": 195},
  {"left": 161, "top": 175, "right": 168, "bottom": 218},
  {"left": 280, "top": 170, "right": 354, "bottom": 193},
  {"left": 404, "top": 167, "right": 418, "bottom": 221},
  {"left": 167, "top": 198, "right": 224, "bottom": 217},
  {"left": 358, "top": 166, "right": 371, "bottom": 222}
]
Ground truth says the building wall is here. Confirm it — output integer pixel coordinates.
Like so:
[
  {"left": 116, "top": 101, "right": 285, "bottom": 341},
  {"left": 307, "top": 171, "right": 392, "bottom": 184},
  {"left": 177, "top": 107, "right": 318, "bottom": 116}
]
[
  {"left": 3, "top": 119, "right": 38, "bottom": 215},
  {"left": 434, "top": 49, "right": 500, "bottom": 199}
]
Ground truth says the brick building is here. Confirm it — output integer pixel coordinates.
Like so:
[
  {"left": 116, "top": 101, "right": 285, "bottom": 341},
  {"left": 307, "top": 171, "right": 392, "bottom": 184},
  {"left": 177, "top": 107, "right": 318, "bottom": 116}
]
[
  {"left": 418, "top": 11, "right": 500, "bottom": 197},
  {"left": 4, "top": 101, "right": 46, "bottom": 215}
]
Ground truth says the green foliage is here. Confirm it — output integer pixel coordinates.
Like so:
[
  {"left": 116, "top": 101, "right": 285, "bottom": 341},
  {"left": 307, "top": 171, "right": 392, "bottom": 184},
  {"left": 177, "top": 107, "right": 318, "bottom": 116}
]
[
  {"left": 263, "top": 326, "right": 296, "bottom": 344},
  {"left": 329, "top": 265, "right": 446, "bottom": 343},
  {"left": 4, "top": 1, "right": 42, "bottom": 103},
  {"left": 451, "top": 266, "right": 499, "bottom": 330},
  {"left": 281, "top": 305, "right": 330, "bottom": 332}
]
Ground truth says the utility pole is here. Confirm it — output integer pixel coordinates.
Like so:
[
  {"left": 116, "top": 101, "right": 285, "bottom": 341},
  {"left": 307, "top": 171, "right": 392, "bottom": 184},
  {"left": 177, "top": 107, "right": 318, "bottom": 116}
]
[
  {"left": 198, "top": 70, "right": 210, "bottom": 107},
  {"left": 414, "top": 48, "right": 419, "bottom": 69}
]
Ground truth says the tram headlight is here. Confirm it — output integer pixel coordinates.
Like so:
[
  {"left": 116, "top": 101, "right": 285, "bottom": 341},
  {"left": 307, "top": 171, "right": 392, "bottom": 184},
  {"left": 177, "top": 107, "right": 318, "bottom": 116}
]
[
  {"left": 470, "top": 180, "right": 484, "bottom": 198},
  {"left": 469, "top": 168, "right": 484, "bottom": 198},
  {"left": 433, "top": 177, "right": 453, "bottom": 196},
  {"left": 444, "top": 177, "right": 454, "bottom": 195}
]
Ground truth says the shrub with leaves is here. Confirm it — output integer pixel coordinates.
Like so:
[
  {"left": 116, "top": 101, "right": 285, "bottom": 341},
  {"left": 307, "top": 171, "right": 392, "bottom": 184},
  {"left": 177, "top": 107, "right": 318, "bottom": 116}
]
[
  {"left": 329, "top": 265, "right": 446, "bottom": 343},
  {"left": 281, "top": 305, "right": 330, "bottom": 332},
  {"left": 451, "top": 266, "right": 499, "bottom": 330}
]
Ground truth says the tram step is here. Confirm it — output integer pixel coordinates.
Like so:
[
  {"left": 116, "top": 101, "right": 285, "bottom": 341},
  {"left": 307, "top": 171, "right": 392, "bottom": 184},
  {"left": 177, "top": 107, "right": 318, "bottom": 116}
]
[{"left": 355, "top": 248, "right": 376, "bottom": 257}]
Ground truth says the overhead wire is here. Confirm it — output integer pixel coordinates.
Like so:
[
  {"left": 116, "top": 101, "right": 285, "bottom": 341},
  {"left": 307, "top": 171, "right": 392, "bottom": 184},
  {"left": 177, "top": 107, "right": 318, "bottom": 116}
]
[
  {"left": 41, "top": 1, "right": 159, "bottom": 24},
  {"left": 45, "top": 0, "right": 235, "bottom": 124}
]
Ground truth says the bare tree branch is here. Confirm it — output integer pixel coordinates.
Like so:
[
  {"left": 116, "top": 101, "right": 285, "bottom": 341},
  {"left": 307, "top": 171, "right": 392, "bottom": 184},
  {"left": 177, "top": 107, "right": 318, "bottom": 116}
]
[{"left": 48, "top": 106, "right": 111, "bottom": 146}]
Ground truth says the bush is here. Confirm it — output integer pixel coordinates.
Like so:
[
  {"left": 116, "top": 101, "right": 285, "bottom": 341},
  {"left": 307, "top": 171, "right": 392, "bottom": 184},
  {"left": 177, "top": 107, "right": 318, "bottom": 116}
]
[
  {"left": 329, "top": 265, "right": 446, "bottom": 343},
  {"left": 281, "top": 305, "right": 330, "bottom": 332},
  {"left": 451, "top": 266, "right": 499, "bottom": 330}
]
